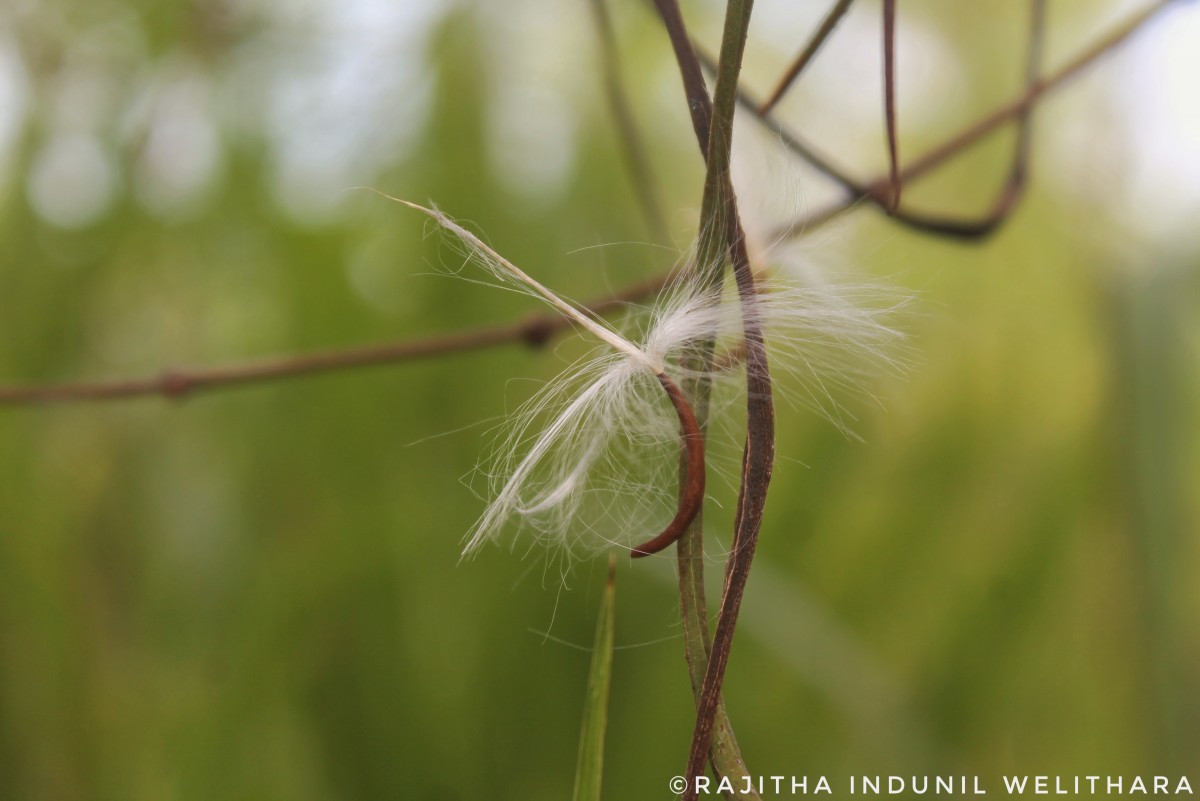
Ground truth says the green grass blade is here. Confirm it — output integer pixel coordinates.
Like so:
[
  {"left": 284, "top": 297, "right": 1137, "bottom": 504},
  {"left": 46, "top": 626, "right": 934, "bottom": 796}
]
[{"left": 572, "top": 553, "right": 617, "bottom": 801}]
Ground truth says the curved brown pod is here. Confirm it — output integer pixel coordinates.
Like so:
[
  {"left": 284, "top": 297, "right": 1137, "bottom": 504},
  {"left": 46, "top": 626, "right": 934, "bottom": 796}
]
[{"left": 629, "top": 372, "right": 706, "bottom": 558}]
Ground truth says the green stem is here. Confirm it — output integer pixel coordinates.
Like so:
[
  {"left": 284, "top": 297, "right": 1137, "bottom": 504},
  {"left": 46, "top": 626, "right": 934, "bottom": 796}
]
[
  {"left": 651, "top": 0, "right": 761, "bottom": 796},
  {"left": 676, "top": 517, "right": 754, "bottom": 795},
  {"left": 651, "top": 1, "right": 775, "bottom": 796},
  {"left": 684, "top": 0, "right": 776, "bottom": 797},
  {"left": 693, "top": 0, "right": 754, "bottom": 289}
]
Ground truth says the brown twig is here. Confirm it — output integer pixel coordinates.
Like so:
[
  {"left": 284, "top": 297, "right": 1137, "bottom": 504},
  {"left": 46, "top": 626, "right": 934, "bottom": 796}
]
[
  {"left": 588, "top": 0, "right": 669, "bottom": 240},
  {"left": 700, "top": 46, "right": 863, "bottom": 193},
  {"left": 629, "top": 372, "right": 706, "bottom": 557},
  {"left": 773, "top": 0, "right": 1176, "bottom": 239},
  {"left": 758, "top": 0, "right": 854, "bottom": 116},
  {"left": 702, "top": 46, "right": 1031, "bottom": 239},
  {"left": 651, "top": 0, "right": 713, "bottom": 159},
  {"left": 786, "top": 0, "right": 1044, "bottom": 239},
  {"left": 649, "top": 0, "right": 762, "bottom": 794},
  {"left": 0, "top": 275, "right": 669, "bottom": 406},
  {"left": 882, "top": 0, "right": 900, "bottom": 211},
  {"left": 686, "top": 212, "right": 773, "bottom": 801},
  {"left": 883, "top": 0, "right": 1044, "bottom": 238},
  {"left": 667, "top": 0, "right": 775, "bottom": 797},
  {"left": 3, "top": 2, "right": 1167, "bottom": 408},
  {"left": 649, "top": 0, "right": 772, "bottom": 796}
]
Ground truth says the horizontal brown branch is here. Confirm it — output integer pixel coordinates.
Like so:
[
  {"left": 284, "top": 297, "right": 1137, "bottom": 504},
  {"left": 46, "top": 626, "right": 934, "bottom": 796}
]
[
  {"left": 0, "top": 0, "right": 1176, "bottom": 408},
  {"left": 0, "top": 275, "right": 669, "bottom": 406}
]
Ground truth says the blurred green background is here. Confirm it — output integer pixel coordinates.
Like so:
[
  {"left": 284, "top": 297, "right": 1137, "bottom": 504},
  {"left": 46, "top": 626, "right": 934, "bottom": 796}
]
[{"left": 1, "top": 0, "right": 1199, "bottom": 799}]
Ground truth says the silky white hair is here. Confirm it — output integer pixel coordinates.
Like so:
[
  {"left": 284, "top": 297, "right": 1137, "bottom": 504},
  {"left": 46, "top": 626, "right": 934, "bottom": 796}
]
[{"left": 391, "top": 197, "right": 910, "bottom": 559}]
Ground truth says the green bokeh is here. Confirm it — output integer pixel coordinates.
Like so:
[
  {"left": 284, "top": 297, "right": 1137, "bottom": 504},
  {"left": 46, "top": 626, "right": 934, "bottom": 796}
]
[{"left": 1, "top": 2, "right": 1198, "bottom": 799}]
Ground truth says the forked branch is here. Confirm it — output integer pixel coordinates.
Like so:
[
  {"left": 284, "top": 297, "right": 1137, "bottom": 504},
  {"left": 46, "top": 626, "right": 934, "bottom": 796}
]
[
  {"left": 774, "top": 0, "right": 1175, "bottom": 238},
  {"left": 758, "top": 0, "right": 855, "bottom": 116}
]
